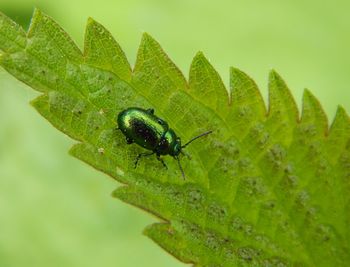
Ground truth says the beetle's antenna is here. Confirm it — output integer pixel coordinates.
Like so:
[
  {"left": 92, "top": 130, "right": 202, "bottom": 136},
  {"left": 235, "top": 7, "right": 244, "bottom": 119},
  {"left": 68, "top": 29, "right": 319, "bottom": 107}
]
[
  {"left": 180, "top": 150, "right": 192, "bottom": 160},
  {"left": 182, "top": 130, "right": 213, "bottom": 149},
  {"left": 176, "top": 156, "right": 186, "bottom": 179}
]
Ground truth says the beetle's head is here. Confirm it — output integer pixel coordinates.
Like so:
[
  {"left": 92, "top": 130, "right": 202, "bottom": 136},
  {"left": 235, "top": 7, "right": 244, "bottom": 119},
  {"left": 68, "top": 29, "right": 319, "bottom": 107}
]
[
  {"left": 162, "top": 129, "right": 181, "bottom": 157},
  {"left": 171, "top": 137, "right": 182, "bottom": 156}
]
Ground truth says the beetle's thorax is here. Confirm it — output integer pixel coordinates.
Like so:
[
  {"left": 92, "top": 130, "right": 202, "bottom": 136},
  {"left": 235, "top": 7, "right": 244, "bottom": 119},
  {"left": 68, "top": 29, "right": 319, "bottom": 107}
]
[{"left": 156, "top": 128, "right": 181, "bottom": 156}]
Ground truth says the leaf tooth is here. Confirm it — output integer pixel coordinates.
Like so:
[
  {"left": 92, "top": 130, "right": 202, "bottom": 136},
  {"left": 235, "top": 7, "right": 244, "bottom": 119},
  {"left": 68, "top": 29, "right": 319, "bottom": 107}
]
[
  {"left": 132, "top": 33, "right": 187, "bottom": 109},
  {"left": 301, "top": 89, "right": 328, "bottom": 136},
  {"left": 0, "top": 11, "right": 27, "bottom": 53},
  {"left": 27, "top": 8, "right": 83, "bottom": 63},
  {"left": 145, "top": 221, "right": 287, "bottom": 267},
  {"left": 265, "top": 70, "right": 299, "bottom": 145},
  {"left": 1, "top": 9, "right": 82, "bottom": 94},
  {"left": 84, "top": 18, "right": 132, "bottom": 81},
  {"left": 31, "top": 93, "right": 83, "bottom": 141},
  {"left": 268, "top": 70, "right": 299, "bottom": 124},
  {"left": 227, "top": 67, "right": 265, "bottom": 137},
  {"left": 230, "top": 67, "right": 265, "bottom": 115},
  {"left": 327, "top": 105, "right": 350, "bottom": 161},
  {"left": 112, "top": 186, "right": 167, "bottom": 220},
  {"left": 327, "top": 106, "right": 350, "bottom": 242},
  {"left": 329, "top": 105, "right": 350, "bottom": 138},
  {"left": 70, "top": 143, "right": 130, "bottom": 184},
  {"left": 188, "top": 51, "right": 229, "bottom": 118},
  {"left": 143, "top": 223, "right": 196, "bottom": 265}
]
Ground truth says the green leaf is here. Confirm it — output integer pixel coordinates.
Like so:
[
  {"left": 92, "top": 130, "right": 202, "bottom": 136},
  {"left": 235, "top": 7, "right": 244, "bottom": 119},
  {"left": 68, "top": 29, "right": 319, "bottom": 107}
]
[{"left": 1, "top": 9, "right": 350, "bottom": 267}]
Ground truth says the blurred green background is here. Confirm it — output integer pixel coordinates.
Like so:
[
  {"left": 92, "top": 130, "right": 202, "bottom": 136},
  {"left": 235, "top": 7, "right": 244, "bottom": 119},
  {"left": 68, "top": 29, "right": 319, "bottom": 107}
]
[{"left": 1, "top": 0, "right": 350, "bottom": 266}]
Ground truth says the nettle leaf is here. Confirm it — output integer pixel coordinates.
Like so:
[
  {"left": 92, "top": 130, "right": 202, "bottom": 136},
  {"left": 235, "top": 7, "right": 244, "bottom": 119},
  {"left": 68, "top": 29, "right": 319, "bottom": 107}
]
[{"left": 1, "top": 9, "right": 350, "bottom": 267}]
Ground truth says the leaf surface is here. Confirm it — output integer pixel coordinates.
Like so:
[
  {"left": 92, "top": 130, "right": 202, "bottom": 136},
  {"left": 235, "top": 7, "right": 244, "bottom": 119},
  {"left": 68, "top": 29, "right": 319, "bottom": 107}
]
[{"left": 1, "top": 10, "right": 350, "bottom": 267}]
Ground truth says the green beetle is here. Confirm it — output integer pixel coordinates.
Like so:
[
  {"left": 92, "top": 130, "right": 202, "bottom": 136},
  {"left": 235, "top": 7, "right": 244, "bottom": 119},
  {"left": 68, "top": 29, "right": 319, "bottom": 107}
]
[{"left": 117, "top": 107, "right": 212, "bottom": 178}]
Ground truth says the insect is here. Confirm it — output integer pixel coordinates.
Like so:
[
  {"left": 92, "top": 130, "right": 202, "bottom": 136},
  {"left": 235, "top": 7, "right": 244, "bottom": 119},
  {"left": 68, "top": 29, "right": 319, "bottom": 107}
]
[{"left": 117, "top": 107, "right": 212, "bottom": 179}]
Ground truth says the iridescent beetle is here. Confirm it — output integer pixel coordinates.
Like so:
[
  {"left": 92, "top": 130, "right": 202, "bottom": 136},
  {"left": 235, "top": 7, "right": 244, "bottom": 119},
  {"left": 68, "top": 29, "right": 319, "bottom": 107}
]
[{"left": 117, "top": 107, "right": 212, "bottom": 179}]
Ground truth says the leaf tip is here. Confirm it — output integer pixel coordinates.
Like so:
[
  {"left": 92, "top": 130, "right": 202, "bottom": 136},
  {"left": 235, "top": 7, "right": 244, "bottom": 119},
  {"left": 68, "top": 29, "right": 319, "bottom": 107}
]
[
  {"left": 86, "top": 17, "right": 96, "bottom": 26},
  {"left": 84, "top": 17, "right": 98, "bottom": 46},
  {"left": 333, "top": 104, "right": 349, "bottom": 125},
  {"left": 142, "top": 223, "right": 153, "bottom": 236},
  {"left": 190, "top": 51, "right": 207, "bottom": 69},
  {"left": 229, "top": 66, "right": 239, "bottom": 73},
  {"left": 194, "top": 50, "right": 205, "bottom": 58},
  {"left": 268, "top": 69, "right": 283, "bottom": 84},
  {"left": 86, "top": 17, "right": 103, "bottom": 31},
  {"left": 29, "top": 94, "right": 47, "bottom": 108},
  {"left": 68, "top": 143, "right": 78, "bottom": 156},
  {"left": 27, "top": 8, "right": 44, "bottom": 37},
  {"left": 111, "top": 187, "right": 120, "bottom": 199},
  {"left": 301, "top": 88, "right": 329, "bottom": 133},
  {"left": 32, "top": 7, "right": 42, "bottom": 17},
  {"left": 29, "top": 98, "right": 37, "bottom": 107},
  {"left": 191, "top": 51, "right": 209, "bottom": 66},
  {"left": 268, "top": 69, "right": 292, "bottom": 94},
  {"left": 111, "top": 184, "right": 132, "bottom": 200},
  {"left": 140, "top": 32, "right": 163, "bottom": 51},
  {"left": 229, "top": 66, "right": 251, "bottom": 81},
  {"left": 302, "top": 88, "right": 315, "bottom": 102},
  {"left": 31, "top": 7, "right": 44, "bottom": 24},
  {"left": 141, "top": 32, "right": 154, "bottom": 42},
  {"left": 335, "top": 104, "right": 347, "bottom": 117},
  {"left": 142, "top": 223, "right": 169, "bottom": 244},
  {"left": 138, "top": 32, "right": 159, "bottom": 52}
]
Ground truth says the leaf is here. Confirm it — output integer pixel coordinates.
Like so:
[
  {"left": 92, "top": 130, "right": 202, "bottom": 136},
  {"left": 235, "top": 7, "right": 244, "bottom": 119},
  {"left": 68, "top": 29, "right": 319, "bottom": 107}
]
[{"left": 1, "top": 9, "right": 350, "bottom": 267}]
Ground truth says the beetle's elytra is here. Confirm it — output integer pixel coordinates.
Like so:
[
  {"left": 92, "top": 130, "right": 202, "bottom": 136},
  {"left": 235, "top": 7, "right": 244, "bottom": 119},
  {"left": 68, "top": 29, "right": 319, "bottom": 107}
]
[{"left": 117, "top": 107, "right": 212, "bottom": 179}]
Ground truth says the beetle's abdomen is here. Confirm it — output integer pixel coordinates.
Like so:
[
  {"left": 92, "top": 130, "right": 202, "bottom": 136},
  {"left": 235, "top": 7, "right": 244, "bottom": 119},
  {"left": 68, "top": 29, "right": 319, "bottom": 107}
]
[{"left": 117, "top": 107, "right": 168, "bottom": 151}]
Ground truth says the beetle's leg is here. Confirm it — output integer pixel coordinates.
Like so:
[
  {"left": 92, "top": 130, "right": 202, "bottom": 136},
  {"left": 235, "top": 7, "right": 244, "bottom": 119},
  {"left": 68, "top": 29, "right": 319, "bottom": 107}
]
[
  {"left": 156, "top": 154, "right": 168, "bottom": 169},
  {"left": 134, "top": 152, "right": 155, "bottom": 168},
  {"left": 181, "top": 150, "right": 192, "bottom": 160},
  {"left": 175, "top": 156, "right": 186, "bottom": 179}
]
